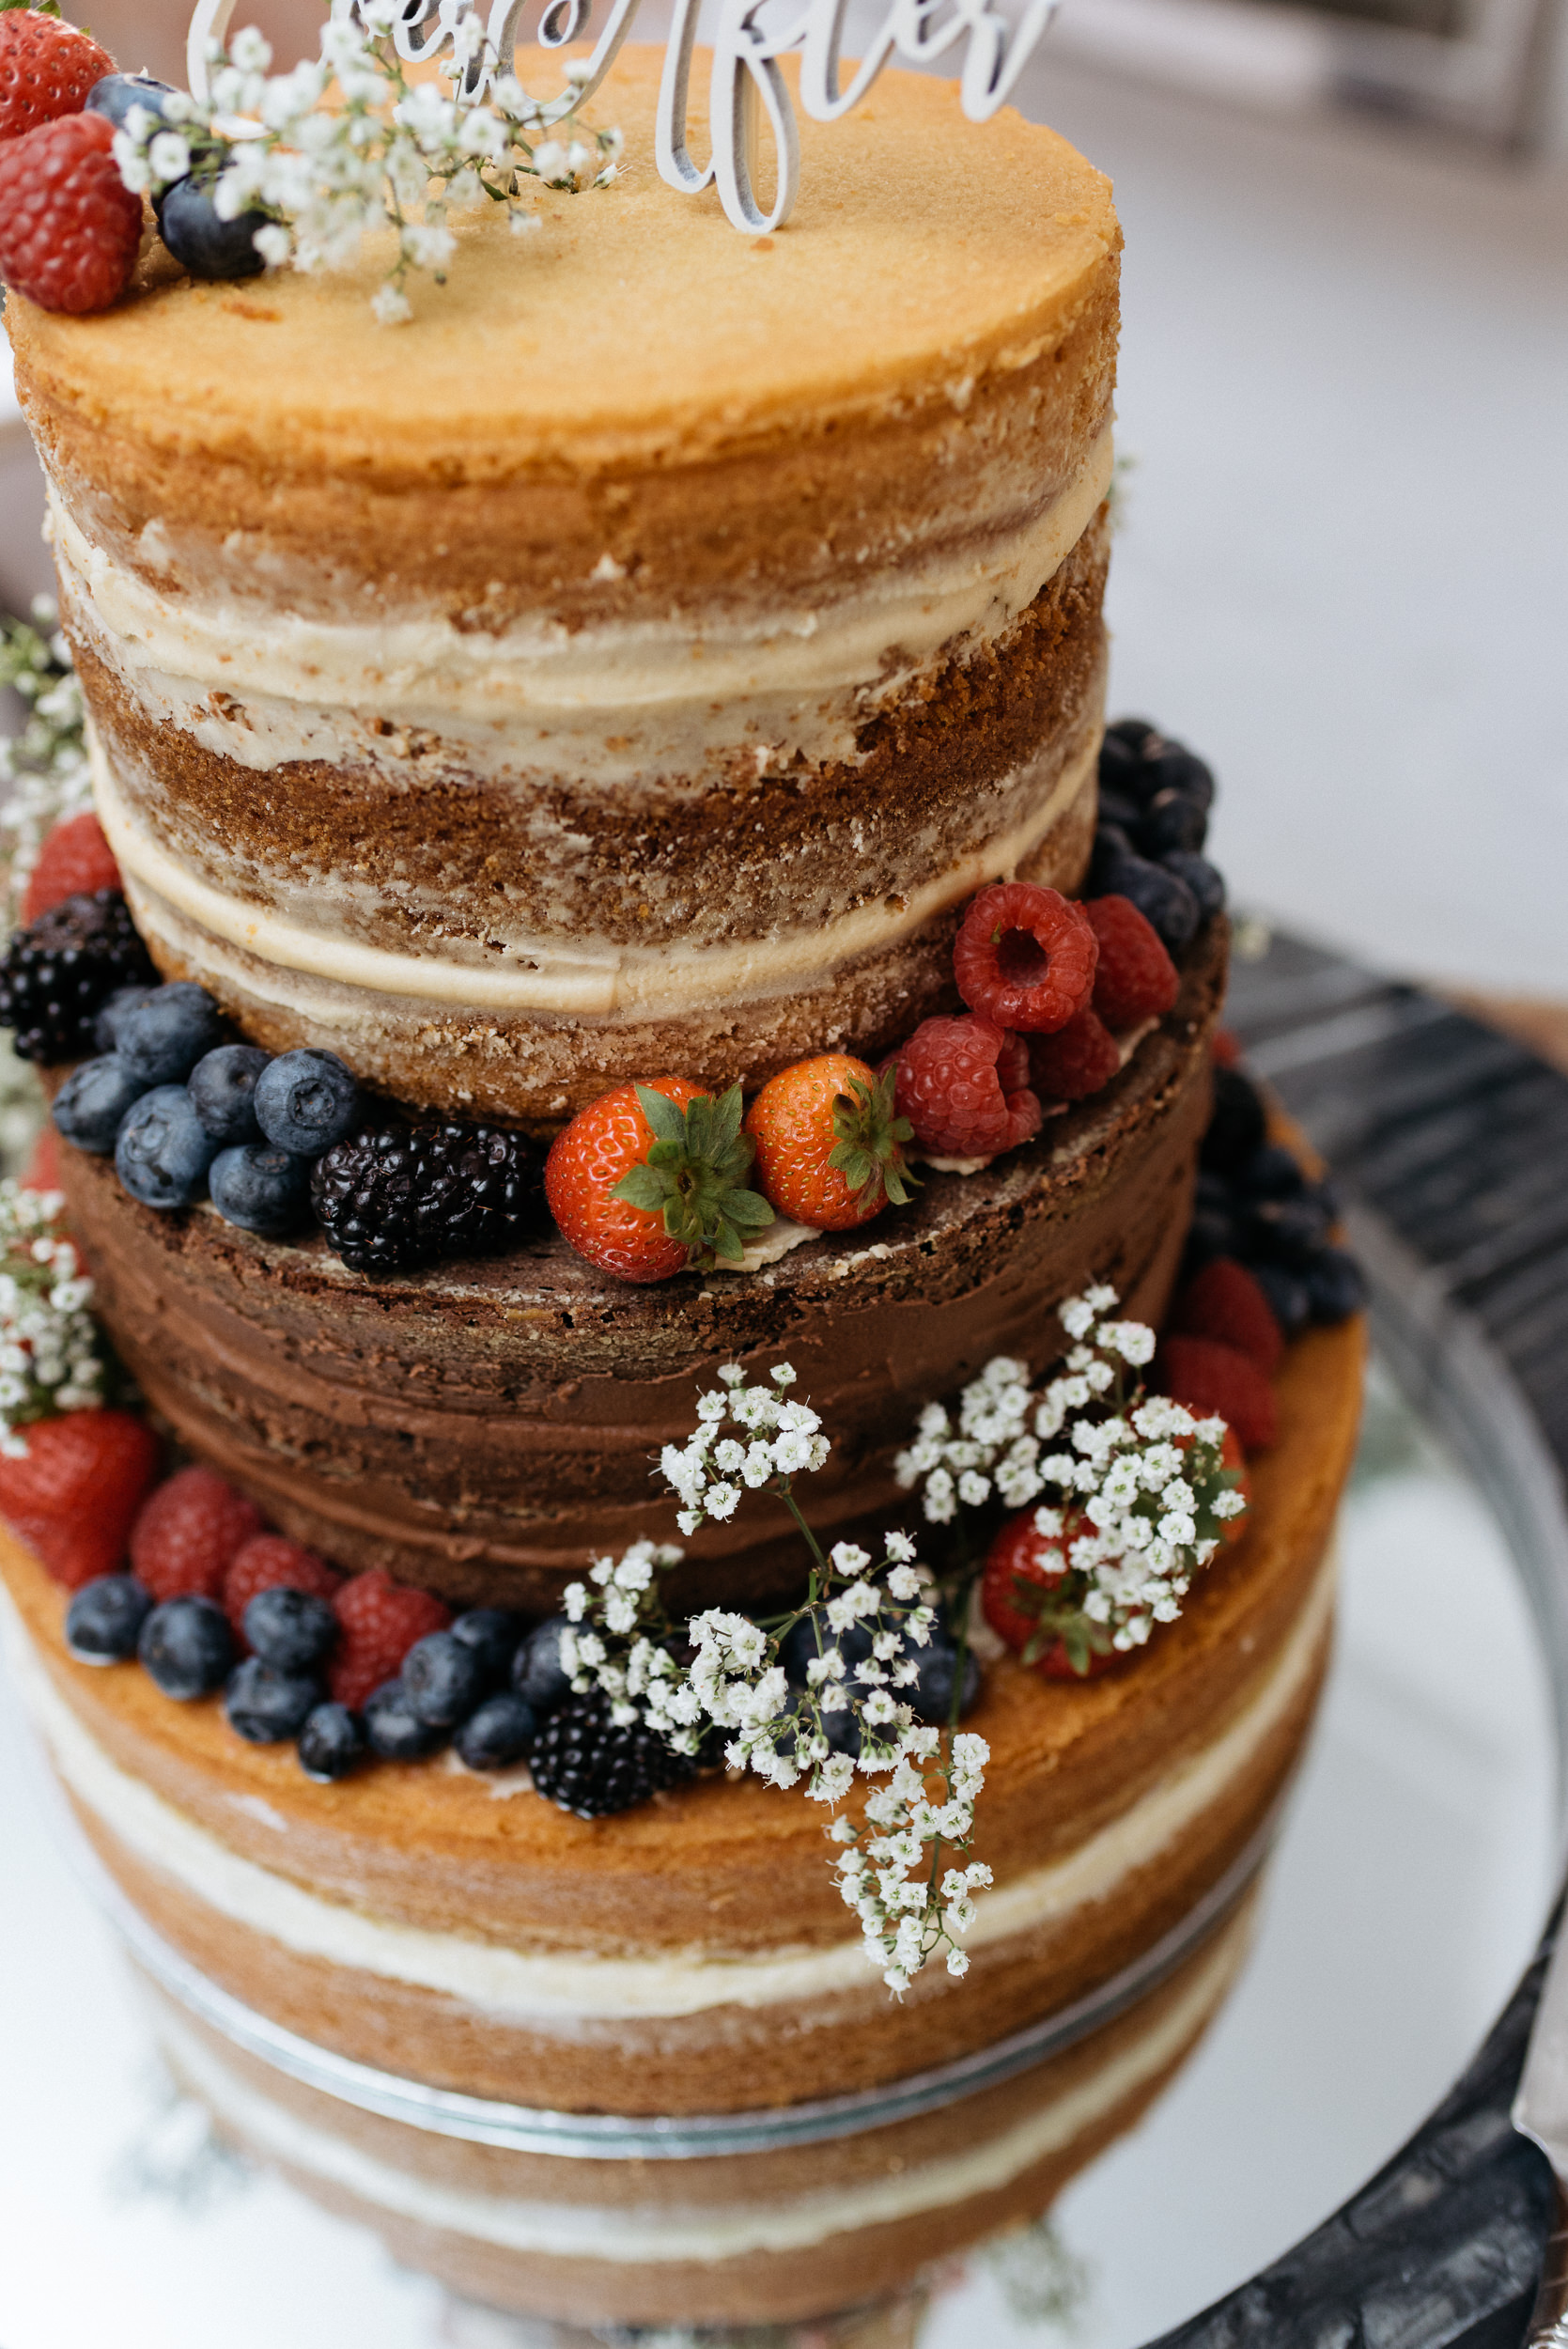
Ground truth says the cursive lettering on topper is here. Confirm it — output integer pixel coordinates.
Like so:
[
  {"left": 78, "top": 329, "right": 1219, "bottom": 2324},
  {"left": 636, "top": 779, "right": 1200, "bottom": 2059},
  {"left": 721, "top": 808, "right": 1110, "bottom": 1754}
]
[{"left": 187, "top": 0, "right": 1058, "bottom": 234}]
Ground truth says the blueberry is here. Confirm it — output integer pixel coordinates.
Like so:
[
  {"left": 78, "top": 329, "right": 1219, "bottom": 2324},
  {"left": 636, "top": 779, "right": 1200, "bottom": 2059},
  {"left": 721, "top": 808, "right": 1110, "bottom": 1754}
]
[
  {"left": 116, "top": 1083, "right": 218, "bottom": 1208},
  {"left": 1201, "top": 1068, "right": 1267, "bottom": 1176},
  {"left": 1250, "top": 1261, "right": 1312, "bottom": 1340},
  {"left": 451, "top": 1608, "right": 525, "bottom": 1691},
  {"left": 1146, "top": 746, "right": 1216, "bottom": 813},
  {"left": 456, "top": 1691, "right": 538, "bottom": 1770},
  {"left": 94, "top": 983, "right": 157, "bottom": 1054},
  {"left": 159, "top": 175, "right": 271, "bottom": 282},
  {"left": 139, "top": 1595, "right": 235, "bottom": 1700},
  {"left": 1306, "top": 1248, "right": 1366, "bottom": 1324},
  {"left": 244, "top": 1586, "right": 338, "bottom": 1674},
  {"left": 905, "top": 1629, "right": 982, "bottom": 1726},
  {"left": 298, "top": 1701, "right": 368, "bottom": 1782},
  {"left": 86, "top": 72, "right": 178, "bottom": 131},
  {"left": 512, "top": 1615, "right": 574, "bottom": 1716},
  {"left": 364, "top": 1678, "right": 448, "bottom": 1760},
  {"left": 209, "top": 1142, "right": 313, "bottom": 1236},
  {"left": 66, "top": 1574, "right": 152, "bottom": 1664},
  {"left": 225, "top": 1656, "right": 322, "bottom": 1744},
  {"left": 1099, "top": 853, "right": 1200, "bottom": 955},
  {"left": 1088, "top": 823, "right": 1135, "bottom": 894},
  {"left": 777, "top": 1687, "right": 862, "bottom": 1759},
  {"left": 780, "top": 1611, "right": 875, "bottom": 1683},
  {"left": 188, "top": 1043, "right": 272, "bottom": 1144},
  {"left": 401, "top": 1629, "right": 485, "bottom": 1728},
  {"left": 1136, "top": 787, "right": 1208, "bottom": 858},
  {"left": 1161, "top": 848, "right": 1226, "bottom": 921},
  {"left": 116, "top": 984, "right": 225, "bottom": 1087},
  {"left": 254, "top": 1049, "right": 361, "bottom": 1156},
  {"left": 53, "top": 1053, "right": 147, "bottom": 1154},
  {"left": 1243, "top": 1194, "right": 1334, "bottom": 1269},
  {"left": 1105, "top": 716, "right": 1159, "bottom": 754},
  {"left": 1096, "top": 786, "right": 1144, "bottom": 834},
  {"left": 1182, "top": 1206, "right": 1237, "bottom": 1278},
  {"left": 1234, "top": 1143, "right": 1308, "bottom": 1202}
]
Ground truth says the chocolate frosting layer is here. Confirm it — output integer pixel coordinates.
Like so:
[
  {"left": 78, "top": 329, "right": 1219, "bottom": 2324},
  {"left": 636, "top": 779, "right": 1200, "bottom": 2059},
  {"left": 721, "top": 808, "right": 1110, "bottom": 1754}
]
[{"left": 58, "top": 925, "right": 1226, "bottom": 1611}]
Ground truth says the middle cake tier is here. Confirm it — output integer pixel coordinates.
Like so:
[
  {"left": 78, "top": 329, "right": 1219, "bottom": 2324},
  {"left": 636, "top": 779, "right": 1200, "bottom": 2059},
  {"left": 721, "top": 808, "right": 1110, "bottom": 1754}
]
[{"left": 53, "top": 921, "right": 1225, "bottom": 1613}]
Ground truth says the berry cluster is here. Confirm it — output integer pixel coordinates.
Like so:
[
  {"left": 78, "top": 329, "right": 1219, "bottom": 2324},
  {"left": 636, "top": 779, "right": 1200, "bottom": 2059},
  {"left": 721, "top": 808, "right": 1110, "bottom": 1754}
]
[
  {"left": 1187, "top": 1060, "right": 1364, "bottom": 1337},
  {"left": 1089, "top": 720, "right": 1227, "bottom": 952}
]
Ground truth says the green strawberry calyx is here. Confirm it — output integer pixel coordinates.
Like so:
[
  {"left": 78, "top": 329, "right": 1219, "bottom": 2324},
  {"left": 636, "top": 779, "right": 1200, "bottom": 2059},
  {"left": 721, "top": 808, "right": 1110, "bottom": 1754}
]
[
  {"left": 612, "top": 1083, "right": 775, "bottom": 1268},
  {"left": 828, "top": 1068, "right": 919, "bottom": 1209}
]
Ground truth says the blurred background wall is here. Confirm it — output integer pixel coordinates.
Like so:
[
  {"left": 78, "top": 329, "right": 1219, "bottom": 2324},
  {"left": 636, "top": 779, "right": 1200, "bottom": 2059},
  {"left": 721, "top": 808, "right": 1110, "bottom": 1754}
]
[{"left": 2, "top": 0, "right": 1565, "bottom": 1006}]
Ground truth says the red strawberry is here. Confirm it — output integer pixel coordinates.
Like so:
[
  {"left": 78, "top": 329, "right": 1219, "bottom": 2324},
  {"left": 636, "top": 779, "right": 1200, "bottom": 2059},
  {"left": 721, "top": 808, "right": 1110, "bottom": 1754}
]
[
  {"left": 1211, "top": 1028, "right": 1243, "bottom": 1070},
  {"left": 0, "top": 109, "right": 142, "bottom": 315},
  {"left": 0, "top": 1408, "right": 160, "bottom": 1588},
  {"left": 1169, "top": 1257, "right": 1283, "bottom": 1377},
  {"left": 20, "top": 1123, "right": 61, "bottom": 1194},
  {"left": 982, "top": 1506, "right": 1119, "bottom": 1680},
  {"left": 130, "top": 1464, "right": 264, "bottom": 1604},
  {"left": 1085, "top": 895, "right": 1178, "bottom": 1031},
  {"left": 893, "top": 1015, "right": 1042, "bottom": 1159},
  {"left": 330, "top": 1568, "right": 451, "bottom": 1712},
  {"left": 0, "top": 12, "right": 115, "bottom": 144},
  {"left": 744, "top": 1054, "right": 915, "bottom": 1231},
  {"left": 545, "top": 1078, "right": 772, "bottom": 1283},
  {"left": 1154, "top": 1335, "right": 1278, "bottom": 1453},
  {"left": 1028, "top": 1007, "right": 1121, "bottom": 1102},
  {"left": 953, "top": 881, "right": 1097, "bottom": 1034},
  {"left": 223, "top": 1532, "right": 341, "bottom": 1639},
  {"left": 23, "top": 812, "right": 120, "bottom": 924}
]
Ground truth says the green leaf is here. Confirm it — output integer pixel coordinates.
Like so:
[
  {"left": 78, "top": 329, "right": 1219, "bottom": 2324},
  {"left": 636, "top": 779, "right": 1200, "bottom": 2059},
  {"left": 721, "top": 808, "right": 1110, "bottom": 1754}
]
[
  {"left": 610, "top": 1162, "right": 668, "bottom": 1212},
  {"left": 636, "top": 1084, "right": 690, "bottom": 1148},
  {"left": 724, "top": 1188, "right": 776, "bottom": 1229}
]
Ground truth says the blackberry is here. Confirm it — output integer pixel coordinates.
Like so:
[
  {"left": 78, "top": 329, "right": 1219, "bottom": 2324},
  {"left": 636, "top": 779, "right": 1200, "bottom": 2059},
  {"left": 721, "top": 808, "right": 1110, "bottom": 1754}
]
[
  {"left": 311, "top": 1120, "right": 543, "bottom": 1273},
  {"left": 529, "top": 1688, "right": 697, "bottom": 1819},
  {"left": 0, "top": 891, "right": 154, "bottom": 1064}
]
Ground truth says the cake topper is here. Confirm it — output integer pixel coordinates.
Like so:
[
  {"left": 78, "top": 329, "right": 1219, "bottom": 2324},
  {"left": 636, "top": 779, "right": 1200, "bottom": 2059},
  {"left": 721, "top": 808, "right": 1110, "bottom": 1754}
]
[{"left": 185, "top": 0, "right": 1060, "bottom": 233}]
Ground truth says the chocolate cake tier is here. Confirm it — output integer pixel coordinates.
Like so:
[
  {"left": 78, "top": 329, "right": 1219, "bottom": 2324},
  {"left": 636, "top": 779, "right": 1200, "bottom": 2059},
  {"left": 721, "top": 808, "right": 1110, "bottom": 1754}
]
[
  {"left": 54, "top": 922, "right": 1224, "bottom": 1612},
  {"left": 5, "top": 49, "right": 1121, "bottom": 1128}
]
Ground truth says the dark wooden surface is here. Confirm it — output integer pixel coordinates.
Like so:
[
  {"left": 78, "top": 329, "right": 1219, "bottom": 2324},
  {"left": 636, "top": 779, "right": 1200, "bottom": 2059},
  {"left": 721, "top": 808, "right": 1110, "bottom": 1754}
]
[{"left": 1147, "top": 930, "right": 1568, "bottom": 2348}]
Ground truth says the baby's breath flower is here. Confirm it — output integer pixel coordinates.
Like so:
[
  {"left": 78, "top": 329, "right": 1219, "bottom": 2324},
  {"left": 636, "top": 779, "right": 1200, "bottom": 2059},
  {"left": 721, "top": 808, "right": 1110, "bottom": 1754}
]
[{"left": 0, "top": 1182, "right": 115, "bottom": 1452}]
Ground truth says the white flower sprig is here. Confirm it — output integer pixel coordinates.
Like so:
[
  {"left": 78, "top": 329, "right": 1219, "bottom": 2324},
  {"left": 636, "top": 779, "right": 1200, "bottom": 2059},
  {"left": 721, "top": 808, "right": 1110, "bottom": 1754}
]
[
  {"left": 559, "top": 1369, "right": 990, "bottom": 1993},
  {"left": 0, "top": 599, "right": 92, "bottom": 935},
  {"left": 896, "top": 1283, "right": 1246, "bottom": 1669},
  {"left": 0, "top": 1179, "right": 110, "bottom": 1457},
  {"left": 114, "top": 12, "right": 621, "bottom": 322}
]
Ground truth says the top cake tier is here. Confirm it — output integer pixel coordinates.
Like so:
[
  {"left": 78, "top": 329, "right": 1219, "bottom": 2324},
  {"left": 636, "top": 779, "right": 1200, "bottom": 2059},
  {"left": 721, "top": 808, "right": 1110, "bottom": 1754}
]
[{"left": 6, "top": 50, "right": 1120, "bottom": 1131}]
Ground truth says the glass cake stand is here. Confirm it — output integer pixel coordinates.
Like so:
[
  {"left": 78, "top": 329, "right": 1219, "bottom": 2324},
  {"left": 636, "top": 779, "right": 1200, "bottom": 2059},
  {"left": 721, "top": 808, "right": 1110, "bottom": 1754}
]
[{"left": 0, "top": 1348, "right": 1557, "bottom": 2349}]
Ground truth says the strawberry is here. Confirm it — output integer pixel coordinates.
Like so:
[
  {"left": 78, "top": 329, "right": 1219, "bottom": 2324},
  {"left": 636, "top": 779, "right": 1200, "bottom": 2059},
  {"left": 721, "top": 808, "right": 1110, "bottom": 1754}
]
[
  {"left": 982, "top": 1506, "right": 1119, "bottom": 1680},
  {"left": 1028, "top": 1006, "right": 1121, "bottom": 1102},
  {"left": 744, "top": 1054, "right": 915, "bottom": 1231},
  {"left": 0, "top": 1408, "right": 160, "bottom": 1587},
  {"left": 545, "top": 1079, "right": 771, "bottom": 1283},
  {"left": 0, "top": 10, "right": 115, "bottom": 144},
  {"left": 893, "top": 1015, "right": 1042, "bottom": 1159},
  {"left": 0, "top": 108, "right": 142, "bottom": 315},
  {"left": 20, "top": 1123, "right": 60, "bottom": 1194},
  {"left": 223, "top": 1531, "right": 341, "bottom": 1639},
  {"left": 1168, "top": 1256, "right": 1283, "bottom": 1377},
  {"left": 23, "top": 812, "right": 120, "bottom": 925},
  {"left": 1154, "top": 1334, "right": 1277, "bottom": 1452},
  {"left": 330, "top": 1567, "right": 451, "bottom": 1712},
  {"left": 953, "top": 881, "right": 1097, "bottom": 1034},
  {"left": 130, "top": 1463, "right": 264, "bottom": 1604},
  {"left": 1085, "top": 895, "right": 1178, "bottom": 1031}
]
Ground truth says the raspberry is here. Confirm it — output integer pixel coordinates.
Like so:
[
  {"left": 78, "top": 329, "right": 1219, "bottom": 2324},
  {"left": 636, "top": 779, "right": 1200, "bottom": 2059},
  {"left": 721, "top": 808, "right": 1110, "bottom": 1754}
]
[
  {"left": 0, "top": 11, "right": 115, "bottom": 143},
  {"left": 894, "top": 1015, "right": 1042, "bottom": 1159},
  {"left": 1154, "top": 1335, "right": 1277, "bottom": 1453},
  {"left": 1169, "top": 1257, "right": 1283, "bottom": 1377},
  {"left": 223, "top": 1532, "right": 342, "bottom": 1639},
  {"left": 130, "top": 1465, "right": 265, "bottom": 1605},
  {"left": 23, "top": 814, "right": 120, "bottom": 925},
  {"left": 1211, "top": 1028, "right": 1243, "bottom": 1070},
  {"left": 0, "top": 1408, "right": 161, "bottom": 1588},
  {"left": 1086, "top": 895, "right": 1179, "bottom": 1031},
  {"left": 329, "top": 1567, "right": 451, "bottom": 1712},
  {"left": 952, "top": 882, "right": 1097, "bottom": 1034},
  {"left": 1028, "top": 1008, "right": 1121, "bottom": 1103},
  {"left": 0, "top": 110, "right": 143, "bottom": 316}
]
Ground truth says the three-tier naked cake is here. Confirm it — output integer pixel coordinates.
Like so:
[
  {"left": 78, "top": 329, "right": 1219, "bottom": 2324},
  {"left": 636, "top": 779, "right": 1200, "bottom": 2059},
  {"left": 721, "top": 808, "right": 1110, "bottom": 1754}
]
[{"left": 0, "top": 29, "right": 1364, "bottom": 2335}]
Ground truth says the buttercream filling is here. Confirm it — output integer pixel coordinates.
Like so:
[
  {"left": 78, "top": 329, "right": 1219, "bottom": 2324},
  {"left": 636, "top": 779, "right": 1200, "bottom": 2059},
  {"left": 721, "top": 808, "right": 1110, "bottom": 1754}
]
[
  {"left": 149, "top": 1910, "right": 1248, "bottom": 2260},
  {"left": 52, "top": 428, "right": 1111, "bottom": 783},
  {"left": 2, "top": 1549, "right": 1333, "bottom": 2025},
  {"left": 94, "top": 725, "right": 1100, "bottom": 1019}
]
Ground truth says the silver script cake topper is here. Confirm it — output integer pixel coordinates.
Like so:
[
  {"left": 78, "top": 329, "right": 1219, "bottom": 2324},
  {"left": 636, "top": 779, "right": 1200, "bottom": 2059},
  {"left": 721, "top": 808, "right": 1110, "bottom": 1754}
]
[{"left": 186, "top": 0, "right": 1060, "bottom": 234}]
